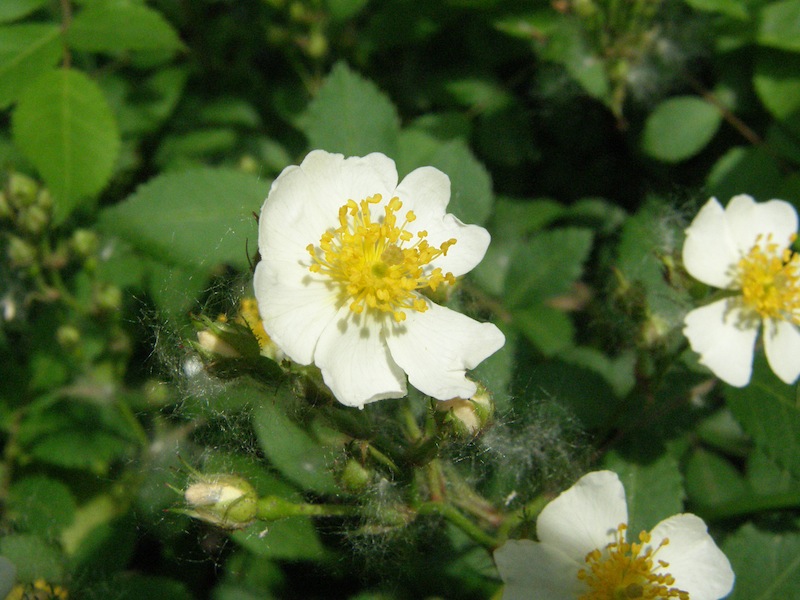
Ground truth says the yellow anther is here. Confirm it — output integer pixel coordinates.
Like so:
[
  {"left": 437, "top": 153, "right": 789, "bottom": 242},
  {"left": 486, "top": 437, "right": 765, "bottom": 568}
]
[
  {"left": 577, "top": 524, "right": 688, "bottom": 600},
  {"left": 736, "top": 233, "right": 800, "bottom": 324},
  {"left": 306, "top": 194, "right": 457, "bottom": 321}
]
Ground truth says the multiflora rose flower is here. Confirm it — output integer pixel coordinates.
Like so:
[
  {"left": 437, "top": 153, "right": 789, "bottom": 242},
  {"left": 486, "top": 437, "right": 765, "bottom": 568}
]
[
  {"left": 682, "top": 194, "right": 800, "bottom": 386},
  {"left": 494, "top": 470, "right": 734, "bottom": 600},
  {"left": 253, "top": 150, "right": 505, "bottom": 408}
]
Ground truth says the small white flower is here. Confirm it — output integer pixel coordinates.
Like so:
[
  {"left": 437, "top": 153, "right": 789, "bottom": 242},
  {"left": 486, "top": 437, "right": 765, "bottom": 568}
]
[
  {"left": 682, "top": 194, "right": 800, "bottom": 386},
  {"left": 253, "top": 150, "right": 505, "bottom": 408},
  {"left": 494, "top": 470, "right": 734, "bottom": 600}
]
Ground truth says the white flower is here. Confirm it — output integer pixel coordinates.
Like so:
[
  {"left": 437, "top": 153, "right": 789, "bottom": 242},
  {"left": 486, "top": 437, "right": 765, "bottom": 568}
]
[
  {"left": 682, "top": 194, "right": 800, "bottom": 386},
  {"left": 494, "top": 470, "right": 734, "bottom": 600},
  {"left": 253, "top": 150, "right": 505, "bottom": 408}
]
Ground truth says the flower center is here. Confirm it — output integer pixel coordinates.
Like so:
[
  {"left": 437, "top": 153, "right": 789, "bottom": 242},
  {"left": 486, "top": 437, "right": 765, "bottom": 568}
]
[
  {"left": 736, "top": 233, "right": 800, "bottom": 324},
  {"left": 306, "top": 194, "right": 456, "bottom": 322},
  {"left": 577, "top": 524, "right": 688, "bottom": 600}
]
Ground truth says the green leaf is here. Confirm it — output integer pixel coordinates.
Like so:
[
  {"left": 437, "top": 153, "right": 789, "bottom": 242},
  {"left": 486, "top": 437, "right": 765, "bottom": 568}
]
[
  {"left": 232, "top": 518, "right": 326, "bottom": 561},
  {"left": 0, "top": 534, "right": 64, "bottom": 583},
  {"left": 504, "top": 227, "right": 594, "bottom": 308},
  {"left": 616, "top": 198, "right": 687, "bottom": 323},
  {"left": 154, "top": 128, "right": 239, "bottom": 168},
  {"left": 706, "top": 146, "right": 783, "bottom": 200},
  {"left": 725, "top": 357, "right": 800, "bottom": 479},
  {"left": 116, "top": 67, "right": 188, "bottom": 136},
  {"left": 684, "top": 0, "right": 748, "bottom": 19},
  {"left": 0, "top": 24, "right": 61, "bottom": 109},
  {"left": 641, "top": 96, "right": 722, "bottom": 162},
  {"left": 67, "top": 2, "right": 184, "bottom": 54},
  {"left": 754, "top": 50, "right": 800, "bottom": 120},
  {"left": 543, "top": 20, "right": 610, "bottom": 101},
  {"left": 325, "top": 0, "right": 370, "bottom": 22},
  {"left": 29, "top": 430, "right": 131, "bottom": 472},
  {"left": 251, "top": 402, "right": 339, "bottom": 495},
  {"left": 604, "top": 451, "right": 684, "bottom": 536},
  {"left": 12, "top": 68, "right": 120, "bottom": 223},
  {"left": 397, "top": 132, "right": 494, "bottom": 225},
  {"left": 747, "top": 449, "right": 799, "bottom": 495},
  {"left": 724, "top": 523, "right": 800, "bottom": 599},
  {"left": 97, "top": 168, "right": 267, "bottom": 271},
  {"left": 0, "top": 0, "right": 48, "bottom": 23},
  {"left": 304, "top": 61, "right": 400, "bottom": 156},
  {"left": 8, "top": 476, "right": 77, "bottom": 538},
  {"left": 684, "top": 448, "right": 748, "bottom": 507},
  {"left": 95, "top": 575, "right": 193, "bottom": 600},
  {"left": 494, "top": 10, "right": 562, "bottom": 39},
  {"left": 758, "top": 0, "right": 800, "bottom": 53},
  {"left": 512, "top": 304, "right": 574, "bottom": 356},
  {"left": 559, "top": 346, "right": 637, "bottom": 398},
  {"left": 526, "top": 359, "right": 617, "bottom": 429}
]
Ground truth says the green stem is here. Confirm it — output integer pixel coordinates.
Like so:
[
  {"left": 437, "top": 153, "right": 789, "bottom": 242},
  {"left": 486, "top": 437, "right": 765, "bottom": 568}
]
[
  {"left": 257, "top": 496, "right": 359, "bottom": 520},
  {"left": 115, "top": 396, "right": 149, "bottom": 448},
  {"left": 443, "top": 463, "right": 504, "bottom": 527},
  {"left": 417, "top": 502, "right": 500, "bottom": 549}
]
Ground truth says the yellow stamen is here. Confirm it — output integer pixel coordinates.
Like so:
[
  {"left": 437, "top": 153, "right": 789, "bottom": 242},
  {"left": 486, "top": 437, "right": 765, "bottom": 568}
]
[
  {"left": 235, "top": 297, "right": 271, "bottom": 348},
  {"left": 577, "top": 524, "right": 688, "bottom": 600},
  {"left": 307, "top": 194, "right": 457, "bottom": 322},
  {"left": 736, "top": 233, "right": 800, "bottom": 324}
]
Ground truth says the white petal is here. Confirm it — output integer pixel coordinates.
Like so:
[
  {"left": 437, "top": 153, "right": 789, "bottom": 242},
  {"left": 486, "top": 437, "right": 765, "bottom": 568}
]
[
  {"left": 649, "top": 514, "right": 734, "bottom": 600},
  {"left": 494, "top": 540, "right": 585, "bottom": 600},
  {"left": 536, "top": 471, "right": 627, "bottom": 562},
  {"left": 394, "top": 166, "right": 450, "bottom": 219},
  {"left": 314, "top": 306, "right": 406, "bottom": 408},
  {"left": 253, "top": 261, "right": 338, "bottom": 365},
  {"left": 393, "top": 166, "right": 490, "bottom": 277},
  {"left": 259, "top": 151, "right": 399, "bottom": 262},
  {"left": 425, "top": 215, "right": 491, "bottom": 278},
  {"left": 384, "top": 303, "right": 505, "bottom": 400},
  {"left": 764, "top": 318, "right": 800, "bottom": 384},
  {"left": 683, "top": 300, "right": 758, "bottom": 387},
  {"left": 726, "top": 194, "right": 798, "bottom": 253},
  {"left": 682, "top": 197, "right": 739, "bottom": 289}
]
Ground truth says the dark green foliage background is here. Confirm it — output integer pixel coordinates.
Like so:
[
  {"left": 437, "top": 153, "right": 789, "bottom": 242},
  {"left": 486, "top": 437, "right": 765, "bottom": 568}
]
[{"left": 1, "top": 0, "right": 800, "bottom": 598}]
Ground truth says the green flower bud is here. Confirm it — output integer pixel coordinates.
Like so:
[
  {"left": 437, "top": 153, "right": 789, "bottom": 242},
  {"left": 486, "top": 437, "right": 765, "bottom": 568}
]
[
  {"left": 7, "top": 236, "right": 36, "bottom": 268},
  {"left": 573, "top": 0, "right": 597, "bottom": 18},
  {"left": 7, "top": 173, "right": 39, "bottom": 208},
  {"left": 70, "top": 229, "right": 99, "bottom": 258},
  {"left": 434, "top": 383, "right": 494, "bottom": 437},
  {"left": 18, "top": 205, "right": 49, "bottom": 236},
  {"left": 192, "top": 315, "right": 262, "bottom": 360},
  {"left": 36, "top": 188, "right": 52, "bottom": 211},
  {"left": 289, "top": 1, "right": 308, "bottom": 22},
  {"left": 237, "top": 155, "right": 259, "bottom": 174},
  {"left": 56, "top": 325, "right": 81, "bottom": 349},
  {"left": 184, "top": 474, "right": 258, "bottom": 529},
  {"left": 304, "top": 30, "right": 328, "bottom": 59},
  {"left": 338, "top": 458, "right": 371, "bottom": 493},
  {"left": 94, "top": 284, "right": 122, "bottom": 313}
]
